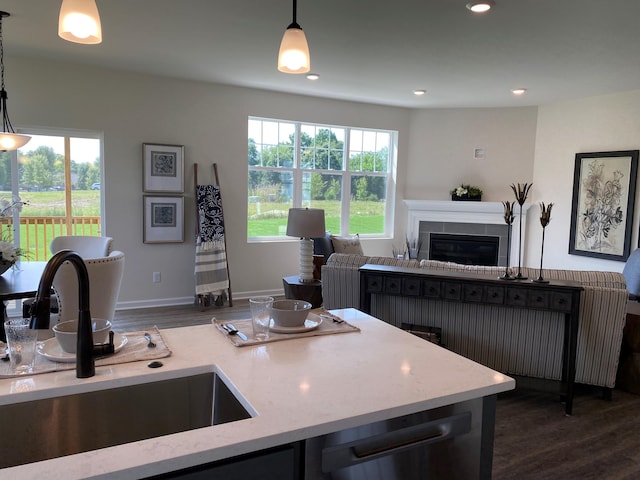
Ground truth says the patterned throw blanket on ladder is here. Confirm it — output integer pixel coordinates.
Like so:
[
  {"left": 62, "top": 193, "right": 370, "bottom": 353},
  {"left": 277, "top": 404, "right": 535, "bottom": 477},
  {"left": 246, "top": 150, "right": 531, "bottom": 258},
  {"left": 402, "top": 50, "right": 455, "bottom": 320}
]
[{"left": 195, "top": 185, "right": 229, "bottom": 295}]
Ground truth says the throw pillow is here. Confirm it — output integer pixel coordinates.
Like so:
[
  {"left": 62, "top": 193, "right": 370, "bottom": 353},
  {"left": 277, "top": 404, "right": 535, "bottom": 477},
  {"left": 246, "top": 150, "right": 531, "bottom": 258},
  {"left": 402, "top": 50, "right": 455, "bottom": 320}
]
[
  {"left": 313, "top": 231, "right": 334, "bottom": 262},
  {"left": 330, "top": 234, "right": 363, "bottom": 255}
]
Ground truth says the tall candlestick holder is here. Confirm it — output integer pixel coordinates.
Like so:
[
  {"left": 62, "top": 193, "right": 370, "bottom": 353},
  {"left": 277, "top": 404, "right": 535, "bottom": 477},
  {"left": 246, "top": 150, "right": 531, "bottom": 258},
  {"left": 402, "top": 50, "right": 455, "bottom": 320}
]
[
  {"left": 510, "top": 182, "right": 532, "bottom": 280},
  {"left": 533, "top": 202, "right": 553, "bottom": 283},
  {"left": 499, "top": 200, "right": 515, "bottom": 280}
]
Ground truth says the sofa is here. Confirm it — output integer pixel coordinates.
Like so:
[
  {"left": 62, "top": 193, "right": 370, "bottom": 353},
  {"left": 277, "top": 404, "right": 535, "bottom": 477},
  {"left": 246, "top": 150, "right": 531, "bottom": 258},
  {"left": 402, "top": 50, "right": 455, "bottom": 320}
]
[{"left": 322, "top": 253, "right": 629, "bottom": 391}]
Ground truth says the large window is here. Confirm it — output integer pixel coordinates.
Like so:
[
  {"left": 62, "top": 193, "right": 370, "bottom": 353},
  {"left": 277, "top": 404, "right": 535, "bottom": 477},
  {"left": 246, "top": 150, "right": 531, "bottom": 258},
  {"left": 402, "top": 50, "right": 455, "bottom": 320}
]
[
  {"left": 248, "top": 117, "right": 396, "bottom": 240},
  {"left": 0, "top": 130, "right": 103, "bottom": 261}
]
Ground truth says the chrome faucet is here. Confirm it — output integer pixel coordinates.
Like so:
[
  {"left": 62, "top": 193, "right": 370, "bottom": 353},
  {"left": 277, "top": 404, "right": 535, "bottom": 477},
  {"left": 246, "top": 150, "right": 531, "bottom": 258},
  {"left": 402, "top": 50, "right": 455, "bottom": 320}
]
[{"left": 29, "top": 250, "right": 95, "bottom": 378}]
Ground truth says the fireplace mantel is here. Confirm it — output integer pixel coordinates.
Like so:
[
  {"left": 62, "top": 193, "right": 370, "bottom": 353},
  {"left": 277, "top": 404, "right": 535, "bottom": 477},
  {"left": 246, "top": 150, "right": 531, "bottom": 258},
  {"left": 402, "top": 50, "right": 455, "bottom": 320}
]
[{"left": 404, "top": 200, "right": 532, "bottom": 266}]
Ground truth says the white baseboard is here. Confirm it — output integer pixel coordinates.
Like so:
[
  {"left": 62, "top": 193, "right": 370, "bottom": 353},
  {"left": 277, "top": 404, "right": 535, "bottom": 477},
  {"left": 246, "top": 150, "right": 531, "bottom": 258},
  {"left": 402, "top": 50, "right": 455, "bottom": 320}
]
[{"left": 115, "top": 288, "right": 285, "bottom": 311}]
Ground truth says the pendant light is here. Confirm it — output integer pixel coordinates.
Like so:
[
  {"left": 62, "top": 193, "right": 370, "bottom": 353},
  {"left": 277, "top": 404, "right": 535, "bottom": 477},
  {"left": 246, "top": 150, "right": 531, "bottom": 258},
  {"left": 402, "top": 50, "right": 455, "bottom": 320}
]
[
  {"left": 0, "top": 12, "right": 30, "bottom": 151},
  {"left": 58, "top": 0, "right": 102, "bottom": 45},
  {"left": 278, "top": 0, "right": 310, "bottom": 74}
]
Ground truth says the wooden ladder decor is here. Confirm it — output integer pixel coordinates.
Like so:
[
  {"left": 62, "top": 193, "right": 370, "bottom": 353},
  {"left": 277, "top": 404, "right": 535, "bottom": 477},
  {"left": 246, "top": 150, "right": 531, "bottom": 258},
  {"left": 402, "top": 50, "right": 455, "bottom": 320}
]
[{"left": 194, "top": 162, "right": 233, "bottom": 310}]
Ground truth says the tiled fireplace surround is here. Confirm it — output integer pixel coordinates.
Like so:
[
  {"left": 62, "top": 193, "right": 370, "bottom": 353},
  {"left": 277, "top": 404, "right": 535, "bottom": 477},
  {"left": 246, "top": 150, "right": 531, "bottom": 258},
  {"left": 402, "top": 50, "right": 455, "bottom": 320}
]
[{"left": 404, "top": 200, "right": 531, "bottom": 267}]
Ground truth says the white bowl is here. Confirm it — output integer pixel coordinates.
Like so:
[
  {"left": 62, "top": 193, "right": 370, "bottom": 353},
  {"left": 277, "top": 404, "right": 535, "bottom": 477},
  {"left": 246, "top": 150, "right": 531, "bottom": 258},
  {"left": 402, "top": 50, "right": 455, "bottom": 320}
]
[
  {"left": 269, "top": 300, "right": 312, "bottom": 328},
  {"left": 53, "top": 318, "right": 112, "bottom": 354}
]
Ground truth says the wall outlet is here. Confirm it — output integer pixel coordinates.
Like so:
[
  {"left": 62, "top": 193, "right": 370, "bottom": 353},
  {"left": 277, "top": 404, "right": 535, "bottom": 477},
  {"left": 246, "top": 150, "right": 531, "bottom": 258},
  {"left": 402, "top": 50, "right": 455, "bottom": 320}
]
[
  {"left": 474, "top": 148, "right": 486, "bottom": 160},
  {"left": 153, "top": 272, "right": 161, "bottom": 283}
]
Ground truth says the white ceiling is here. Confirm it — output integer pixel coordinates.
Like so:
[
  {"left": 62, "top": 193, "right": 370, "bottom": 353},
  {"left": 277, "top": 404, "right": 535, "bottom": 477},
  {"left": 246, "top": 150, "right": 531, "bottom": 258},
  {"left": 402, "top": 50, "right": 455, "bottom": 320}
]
[{"left": 1, "top": 0, "right": 639, "bottom": 109}]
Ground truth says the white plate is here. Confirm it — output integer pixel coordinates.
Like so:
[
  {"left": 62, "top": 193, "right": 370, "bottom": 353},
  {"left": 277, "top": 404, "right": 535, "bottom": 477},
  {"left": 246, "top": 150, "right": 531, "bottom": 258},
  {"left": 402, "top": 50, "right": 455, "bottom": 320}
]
[
  {"left": 269, "top": 313, "right": 323, "bottom": 334},
  {"left": 37, "top": 333, "right": 128, "bottom": 363}
]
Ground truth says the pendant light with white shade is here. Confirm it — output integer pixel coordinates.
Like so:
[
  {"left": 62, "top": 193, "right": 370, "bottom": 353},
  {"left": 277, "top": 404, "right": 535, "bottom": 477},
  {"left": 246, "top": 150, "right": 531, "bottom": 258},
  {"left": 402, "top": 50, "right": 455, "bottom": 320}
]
[
  {"left": 0, "top": 12, "right": 30, "bottom": 151},
  {"left": 278, "top": 0, "right": 310, "bottom": 74},
  {"left": 58, "top": 0, "right": 102, "bottom": 45}
]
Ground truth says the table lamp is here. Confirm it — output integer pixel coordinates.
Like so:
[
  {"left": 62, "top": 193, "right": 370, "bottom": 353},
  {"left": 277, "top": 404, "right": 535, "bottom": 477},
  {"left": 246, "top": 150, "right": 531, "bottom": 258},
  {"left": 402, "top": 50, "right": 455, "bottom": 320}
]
[{"left": 286, "top": 208, "right": 326, "bottom": 283}]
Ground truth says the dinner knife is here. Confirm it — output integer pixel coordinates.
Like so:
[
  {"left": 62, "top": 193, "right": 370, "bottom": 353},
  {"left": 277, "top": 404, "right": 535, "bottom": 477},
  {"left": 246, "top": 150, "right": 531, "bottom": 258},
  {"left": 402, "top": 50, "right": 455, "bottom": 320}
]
[{"left": 223, "top": 323, "right": 247, "bottom": 341}]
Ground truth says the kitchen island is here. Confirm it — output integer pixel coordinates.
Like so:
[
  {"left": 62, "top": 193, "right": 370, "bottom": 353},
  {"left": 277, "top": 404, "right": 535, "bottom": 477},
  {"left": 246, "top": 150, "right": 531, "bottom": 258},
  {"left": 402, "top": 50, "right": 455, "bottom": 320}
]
[{"left": 0, "top": 308, "right": 514, "bottom": 479}]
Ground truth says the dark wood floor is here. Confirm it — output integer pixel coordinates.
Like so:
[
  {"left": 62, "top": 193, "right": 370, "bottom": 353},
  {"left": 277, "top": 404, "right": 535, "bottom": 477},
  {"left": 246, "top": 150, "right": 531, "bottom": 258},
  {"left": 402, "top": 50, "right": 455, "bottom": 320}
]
[
  {"left": 112, "top": 298, "right": 254, "bottom": 332},
  {"left": 113, "top": 301, "right": 640, "bottom": 479}
]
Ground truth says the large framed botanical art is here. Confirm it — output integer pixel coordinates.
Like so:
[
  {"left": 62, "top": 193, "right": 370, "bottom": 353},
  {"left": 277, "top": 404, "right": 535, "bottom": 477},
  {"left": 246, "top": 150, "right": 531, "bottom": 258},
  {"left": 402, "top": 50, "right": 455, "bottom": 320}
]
[
  {"left": 143, "top": 195, "right": 184, "bottom": 243},
  {"left": 569, "top": 150, "right": 638, "bottom": 261},
  {"left": 143, "top": 143, "right": 184, "bottom": 193}
]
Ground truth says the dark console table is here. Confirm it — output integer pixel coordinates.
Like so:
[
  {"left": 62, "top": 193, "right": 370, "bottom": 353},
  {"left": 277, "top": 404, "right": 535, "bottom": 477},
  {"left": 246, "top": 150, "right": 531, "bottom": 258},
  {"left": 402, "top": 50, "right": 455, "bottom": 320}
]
[{"left": 359, "top": 264, "right": 583, "bottom": 415}]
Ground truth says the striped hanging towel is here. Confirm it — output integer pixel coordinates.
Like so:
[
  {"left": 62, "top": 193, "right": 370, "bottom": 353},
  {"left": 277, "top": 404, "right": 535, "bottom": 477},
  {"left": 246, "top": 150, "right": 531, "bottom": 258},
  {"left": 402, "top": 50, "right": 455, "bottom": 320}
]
[{"left": 195, "top": 185, "right": 229, "bottom": 295}]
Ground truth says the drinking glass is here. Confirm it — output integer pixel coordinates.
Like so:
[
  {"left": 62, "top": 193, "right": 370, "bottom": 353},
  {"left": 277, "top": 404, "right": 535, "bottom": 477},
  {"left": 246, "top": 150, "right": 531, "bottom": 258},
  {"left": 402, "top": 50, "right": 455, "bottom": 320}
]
[
  {"left": 249, "top": 296, "right": 273, "bottom": 341},
  {"left": 4, "top": 318, "right": 38, "bottom": 374}
]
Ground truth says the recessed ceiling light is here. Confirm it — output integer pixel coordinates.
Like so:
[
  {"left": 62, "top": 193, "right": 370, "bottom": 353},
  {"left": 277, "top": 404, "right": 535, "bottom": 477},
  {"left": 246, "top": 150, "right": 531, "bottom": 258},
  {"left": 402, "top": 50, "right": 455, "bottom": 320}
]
[
  {"left": 413, "top": 89, "right": 426, "bottom": 96},
  {"left": 466, "top": 1, "right": 495, "bottom": 13},
  {"left": 511, "top": 88, "right": 527, "bottom": 95},
  {"left": 306, "top": 73, "right": 319, "bottom": 80}
]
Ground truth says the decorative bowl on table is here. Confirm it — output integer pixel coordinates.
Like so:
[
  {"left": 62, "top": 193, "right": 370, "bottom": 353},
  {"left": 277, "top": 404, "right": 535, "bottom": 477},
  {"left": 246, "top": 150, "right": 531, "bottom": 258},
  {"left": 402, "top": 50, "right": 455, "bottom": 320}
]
[
  {"left": 52, "top": 318, "right": 112, "bottom": 353},
  {"left": 269, "top": 300, "right": 312, "bottom": 328}
]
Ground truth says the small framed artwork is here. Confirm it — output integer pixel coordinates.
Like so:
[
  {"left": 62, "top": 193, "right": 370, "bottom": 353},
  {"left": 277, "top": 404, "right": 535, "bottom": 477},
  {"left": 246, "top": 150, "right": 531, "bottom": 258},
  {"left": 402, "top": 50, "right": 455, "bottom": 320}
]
[
  {"left": 143, "top": 195, "right": 184, "bottom": 243},
  {"left": 569, "top": 150, "right": 638, "bottom": 261},
  {"left": 143, "top": 143, "right": 184, "bottom": 192}
]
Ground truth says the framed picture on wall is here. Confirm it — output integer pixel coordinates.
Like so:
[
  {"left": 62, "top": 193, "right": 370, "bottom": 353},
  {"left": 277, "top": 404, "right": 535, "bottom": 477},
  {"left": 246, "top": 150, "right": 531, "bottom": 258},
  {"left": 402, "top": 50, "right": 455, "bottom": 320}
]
[
  {"left": 143, "top": 195, "right": 184, "bottom": 243},
  {"left": 143, "top": 143, "right": 184, "bottom": 192},
  {"left": 568, "top": 150, "right": 638, "bottom": 261}
]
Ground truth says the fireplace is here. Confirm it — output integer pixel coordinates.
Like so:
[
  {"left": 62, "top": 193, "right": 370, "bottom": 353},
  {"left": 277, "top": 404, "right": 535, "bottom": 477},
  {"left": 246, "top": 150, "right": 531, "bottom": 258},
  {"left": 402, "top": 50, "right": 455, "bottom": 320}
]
[
  {"left": 420, "top": 222, "right": 508, "bottom": 266},
  {"left": 404, "top": 200, "right": 532, "bottom": 268},
  {"left": 430, "top": 233, "right": 499, "bottom": 266}
]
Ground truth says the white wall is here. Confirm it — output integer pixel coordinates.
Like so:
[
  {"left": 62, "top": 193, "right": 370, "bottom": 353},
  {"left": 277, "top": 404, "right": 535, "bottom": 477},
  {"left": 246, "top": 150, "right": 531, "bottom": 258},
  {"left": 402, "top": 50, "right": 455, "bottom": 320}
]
[
  {"left": 398, "top": 107, "right": 539, "bottom": 250},
  {"left": 7, "top": 56, "right": 410, "bottom": 307},
  {"left": 526, "top": 90, "right": 640, "bottom": 273},
  {"left": 403, "top": 95, "right": 640, "bottom": 273},
  {"left": 405, "top": 107, "right": 538, "bottom": 201},
  {"left": 9, "top": 54, "right": 639, "bottom": 307}
]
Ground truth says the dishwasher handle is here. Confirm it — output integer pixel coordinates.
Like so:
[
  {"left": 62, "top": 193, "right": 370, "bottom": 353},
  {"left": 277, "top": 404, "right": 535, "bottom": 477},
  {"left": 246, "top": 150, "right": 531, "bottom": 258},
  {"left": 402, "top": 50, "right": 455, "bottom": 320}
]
[{"left": 321, "top": 411, "right": 471, "bottom": 473}]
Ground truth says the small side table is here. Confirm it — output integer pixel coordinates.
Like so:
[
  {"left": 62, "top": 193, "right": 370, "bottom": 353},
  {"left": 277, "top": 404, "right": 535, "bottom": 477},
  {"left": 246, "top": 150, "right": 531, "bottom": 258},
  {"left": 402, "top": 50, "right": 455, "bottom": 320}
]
[{"left": 282, "top": 275, "right": 322, "bottom": 308}]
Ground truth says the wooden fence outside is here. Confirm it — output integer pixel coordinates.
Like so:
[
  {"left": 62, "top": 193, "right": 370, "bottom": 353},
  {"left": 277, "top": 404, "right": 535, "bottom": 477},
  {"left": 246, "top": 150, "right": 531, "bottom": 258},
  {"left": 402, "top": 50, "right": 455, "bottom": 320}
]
[{"left": 0, "top": 216, "right": 101, "bottom": 261}]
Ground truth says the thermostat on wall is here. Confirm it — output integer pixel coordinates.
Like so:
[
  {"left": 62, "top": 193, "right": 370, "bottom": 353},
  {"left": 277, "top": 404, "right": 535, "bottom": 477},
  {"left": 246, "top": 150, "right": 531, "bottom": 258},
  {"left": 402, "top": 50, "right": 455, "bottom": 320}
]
[{"left": 474, "top": 148, "right": 485, "bottom": 160}]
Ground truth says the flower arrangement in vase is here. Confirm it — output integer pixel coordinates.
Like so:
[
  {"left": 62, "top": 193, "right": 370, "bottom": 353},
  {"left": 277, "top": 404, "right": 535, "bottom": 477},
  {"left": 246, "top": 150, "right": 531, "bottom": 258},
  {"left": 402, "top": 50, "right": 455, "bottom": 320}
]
[{"left": 450, "top": 184, "right": 483, "bottom": 201}]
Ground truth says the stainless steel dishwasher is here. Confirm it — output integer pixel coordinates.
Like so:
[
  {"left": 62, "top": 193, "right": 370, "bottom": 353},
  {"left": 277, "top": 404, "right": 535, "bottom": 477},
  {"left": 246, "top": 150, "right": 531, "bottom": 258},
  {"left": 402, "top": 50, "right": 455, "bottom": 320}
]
[{"left": 304, "top": 395, "right": 495, "bottom": 480}]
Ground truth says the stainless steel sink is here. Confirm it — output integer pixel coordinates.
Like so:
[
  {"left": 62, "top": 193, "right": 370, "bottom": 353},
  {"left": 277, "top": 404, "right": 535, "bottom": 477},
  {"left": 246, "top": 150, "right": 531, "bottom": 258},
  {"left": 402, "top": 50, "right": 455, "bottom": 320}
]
[{"left": 0, "top": 372, "right": 251, "bottom": 469}]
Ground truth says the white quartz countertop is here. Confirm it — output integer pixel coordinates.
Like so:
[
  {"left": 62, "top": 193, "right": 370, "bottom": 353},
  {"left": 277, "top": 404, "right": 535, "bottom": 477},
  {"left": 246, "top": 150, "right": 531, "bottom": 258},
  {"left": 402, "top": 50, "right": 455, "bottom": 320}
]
[{"left": 0, "top": 308, "right": 514, "bottom": 479}]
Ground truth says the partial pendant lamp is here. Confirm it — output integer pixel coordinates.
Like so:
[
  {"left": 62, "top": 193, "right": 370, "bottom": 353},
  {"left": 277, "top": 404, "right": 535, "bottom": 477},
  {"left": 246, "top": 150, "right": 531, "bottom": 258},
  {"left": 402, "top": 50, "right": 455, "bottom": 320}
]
[
  {"left": 0, "top": 12, "right": 30, "bottom": 151},
  {"left": 278, "top": 0, "right": 310, "bottom": 74},
  {"left": 58, "top": 0, "right": 102, "bottom": 45}
]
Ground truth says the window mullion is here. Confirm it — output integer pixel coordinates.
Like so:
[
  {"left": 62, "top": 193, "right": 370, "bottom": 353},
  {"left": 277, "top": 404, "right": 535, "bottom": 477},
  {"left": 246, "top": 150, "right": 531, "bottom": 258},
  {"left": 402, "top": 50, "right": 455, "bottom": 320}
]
[
  {"left": 341, "top": 128, "right": 351, "bottom": 235},
  {"left": 9, "top": 149, "right": 20, "bottom": 248},
  {"left": 64, "top": 137, "right": 73, "bottom": 235},
  {"left": 385, "top": 132, "right": 398, "bottom": 235},
  {"left": 292, "top": 122, "right": 302, "bottom": 207}
]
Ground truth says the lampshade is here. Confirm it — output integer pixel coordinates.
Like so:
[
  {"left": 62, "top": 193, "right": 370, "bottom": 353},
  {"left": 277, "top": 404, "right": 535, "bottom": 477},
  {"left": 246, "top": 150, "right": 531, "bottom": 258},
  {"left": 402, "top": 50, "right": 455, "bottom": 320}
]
[
  {"left": 277, "top": 0, "right": 310, "bottom": 74},
  {"left": 0, "top": 12, "right": 30, "bottom": 152},
  {"left": 0, "top": 131, "right": 30, "bottom": 151},
  {"left": 58, "top": 0, "right": 102, "bottom": 45},
  {"left": 286, "top": 208, "right": 325, "bottom": 238},
  {"left": 278, "top": 27, "right": 310, "bottom": 73}
]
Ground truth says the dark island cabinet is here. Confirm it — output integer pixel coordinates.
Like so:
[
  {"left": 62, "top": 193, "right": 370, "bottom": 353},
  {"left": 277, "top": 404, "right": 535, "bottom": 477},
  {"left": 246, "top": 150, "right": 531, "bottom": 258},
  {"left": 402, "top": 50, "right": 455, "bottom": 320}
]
[{"left": 145, "top": 443, "right": 303, "bottom": 480}]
